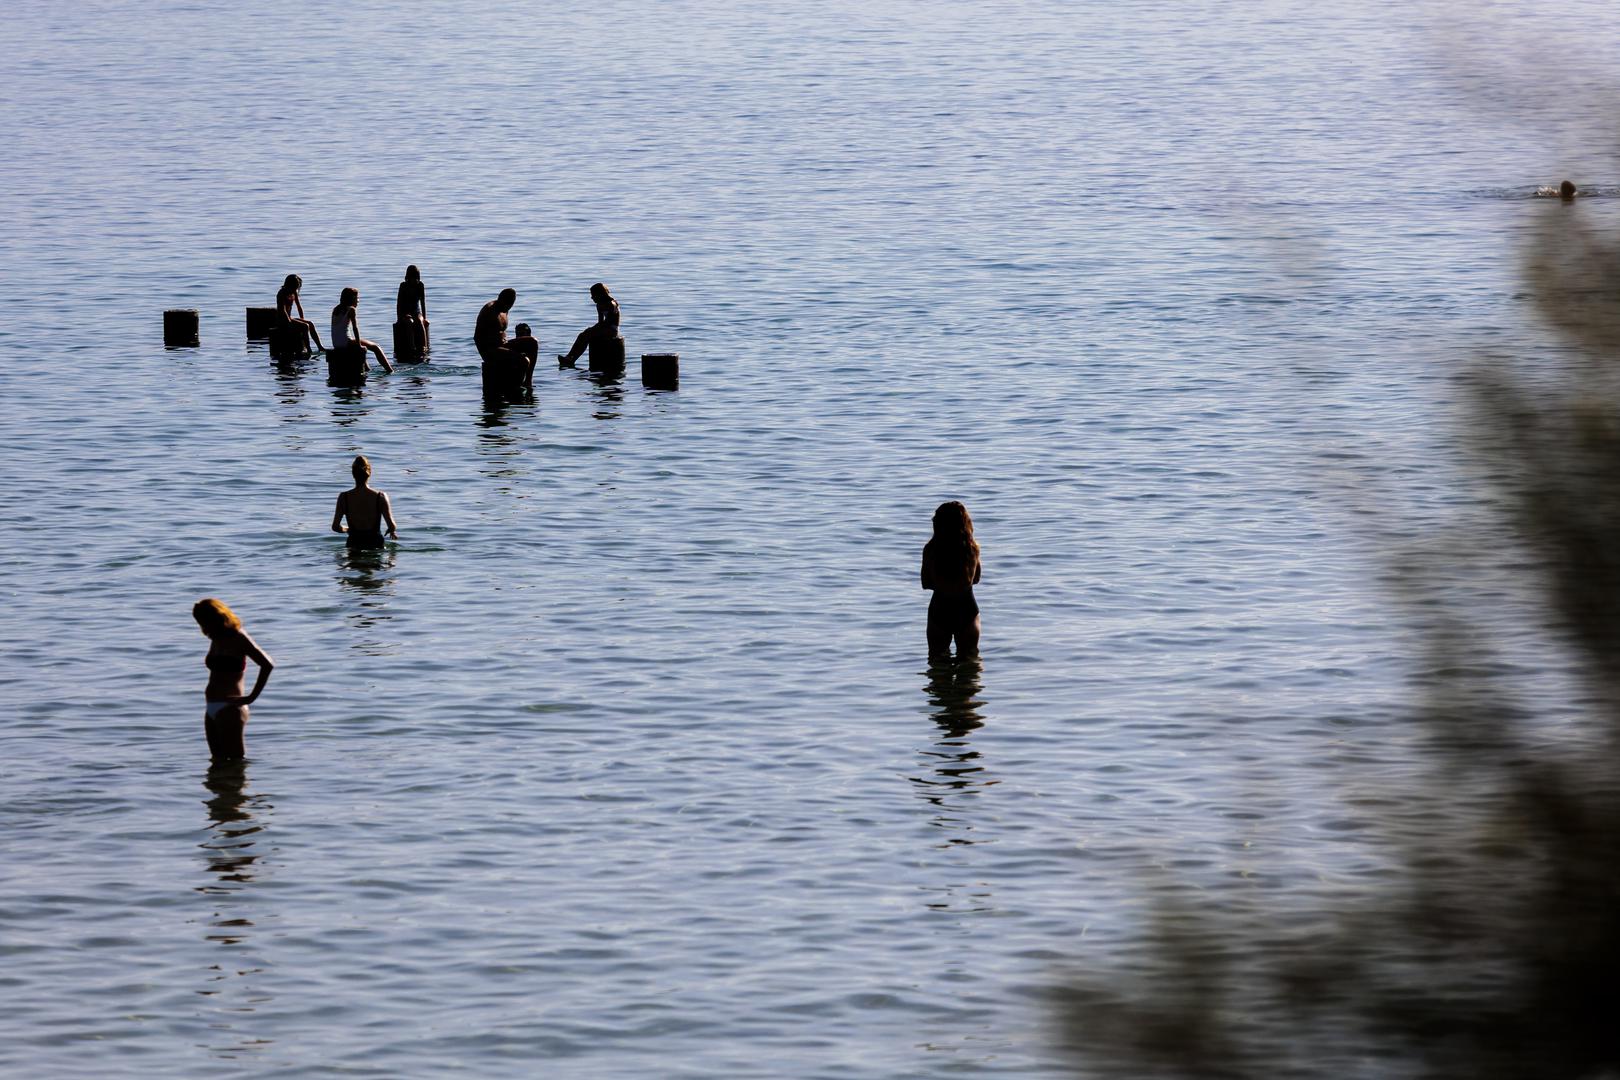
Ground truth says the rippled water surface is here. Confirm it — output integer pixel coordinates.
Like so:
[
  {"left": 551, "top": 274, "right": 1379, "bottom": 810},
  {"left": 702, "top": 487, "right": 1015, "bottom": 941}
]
[{"left": 5, "top": 1, "right": 1620, "bottom": 1076}]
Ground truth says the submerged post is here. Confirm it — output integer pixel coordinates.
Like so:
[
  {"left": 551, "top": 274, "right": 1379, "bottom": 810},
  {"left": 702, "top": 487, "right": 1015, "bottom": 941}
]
[
  {"left": 164, "top": 309, "right": 199, "bottom": 347},
  {"left": 246, "top": 307, "right": 279, "bottom": 338},
  {"left": 589, "top": 334, "right": 627, "bottom": 372},
  {"left": 642, "top": 353, "right": 679, "bottom": 389}
]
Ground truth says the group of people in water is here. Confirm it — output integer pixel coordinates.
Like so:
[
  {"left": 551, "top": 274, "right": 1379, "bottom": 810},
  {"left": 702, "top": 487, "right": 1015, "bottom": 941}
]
[
  {"left": 194, "top": 489, "right": 982, "bottom": 760},
  {"left": 198, "top": 269, "right": 980, "bottom": 760},
  {"left": 273, "top": 266, "right": 619, "bottom": 388}
]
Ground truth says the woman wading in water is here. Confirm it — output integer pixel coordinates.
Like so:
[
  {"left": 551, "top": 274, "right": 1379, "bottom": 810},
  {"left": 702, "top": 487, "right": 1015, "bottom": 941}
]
[
  {"left": 332, "top": 455, "right": 397, "bottom": 549},
  {"left": 194, "top": 599, "right": 274, "bottom": 760},
  {"left": 921, "top": 501, "right": 981, "bottom": 662}
]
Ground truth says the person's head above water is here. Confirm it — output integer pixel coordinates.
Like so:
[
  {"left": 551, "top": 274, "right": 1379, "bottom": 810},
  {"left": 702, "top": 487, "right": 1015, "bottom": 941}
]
[
  {"left": 1561, "top": 179, "right": 1578, "bottom": 199},
  {"left": 283, "top": 274, "right": 302, "bottom": 291},
  {"left": 932, "top": 500, "right": 976, "bottom": 538},
  {"left": 590, "top": 282, "right": 612, "bottom": 303},
  {"left": 405, "top": 264, "right": 420, "bottom": 282},
  {"left": 340, "top": 286, "right": 358, "bottom": 306},
  {"left": 497, "top": 288, "right": 517, "bottom": 309},
  {"left": 193, "top": 597, "right": 243, "bottom": 639},
  {"left": 514, "top": 323, "right": 531, "bottom": 336},
  {"left": 352, "top": 455, "right": 372, "bottom": 483}
]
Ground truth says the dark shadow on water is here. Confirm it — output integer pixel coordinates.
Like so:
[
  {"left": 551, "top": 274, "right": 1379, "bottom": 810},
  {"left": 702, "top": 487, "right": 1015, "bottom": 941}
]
[{"left": 194, "top": 761, "right": 274, "bottom": 1056}]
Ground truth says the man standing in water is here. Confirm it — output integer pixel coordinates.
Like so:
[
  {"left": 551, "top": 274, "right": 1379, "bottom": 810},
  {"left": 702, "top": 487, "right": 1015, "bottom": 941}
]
[{"left": 475, "top": 288, "right": 533, "bottom": 390}]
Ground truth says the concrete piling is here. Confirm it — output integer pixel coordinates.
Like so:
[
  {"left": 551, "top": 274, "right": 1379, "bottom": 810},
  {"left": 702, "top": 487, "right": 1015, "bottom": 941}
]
[
  {"left": 326, "top": 344, "right": 366, "bottom": 386},
  {"left": 268, "top": 321, "right": 310, "bottom": 359},
  {"left": 164, "top": 309, "right": 199, "bottom": 347},
  {"left": 393, "top": 320, "right": 425, "bottom": 363},
  {"left": 589, "top": 335, "right": 627, "bottom": 372},
  {"left": 641, "top": 353, "right": 679, "bottom": 389},
  {"left": 246, "top": 307, "right": 279, "bottom": 338}
]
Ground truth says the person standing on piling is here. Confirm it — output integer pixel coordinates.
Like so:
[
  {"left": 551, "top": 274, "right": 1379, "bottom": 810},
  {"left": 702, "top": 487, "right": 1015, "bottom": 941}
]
[
  {"left": 396, "top": 265, "right": 430, "bottom": 352},
  {"left": 277, "top": 274, "right": 327, "bottom": 351},
  {"left": 557, "top": 283, "right": 620, "bottom": 367},
  {"left": 331, "top": 288, "right": 393, "bottom": 372},
  {"left": 475, "top": 288, "right": 533, "bottom": 389}
]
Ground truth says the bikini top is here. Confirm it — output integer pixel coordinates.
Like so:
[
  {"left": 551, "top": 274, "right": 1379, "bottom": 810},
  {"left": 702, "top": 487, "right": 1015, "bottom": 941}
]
[{"left": 206, "top": 650, "right": 245, "bottom": 675}]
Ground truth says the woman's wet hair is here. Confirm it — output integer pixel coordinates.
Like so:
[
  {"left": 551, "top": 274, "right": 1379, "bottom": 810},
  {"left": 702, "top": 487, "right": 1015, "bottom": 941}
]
[
  {"left": 405, "top": 265, "right": 420, "bottom": 281},
  {"left": 284, "top": 274, "right": 302, "bottom": 290},
  {"left": 340, "top": 286, "right": 358, "bottom": 305},
  {"left": 590, "top": 282, "right": 611, "bottom": 301},
  {"left": 352, "top": 455, "right": 372, "bottom": 481},
  {"left": 193, "top": 597, "right": 243, "bottom": 637}
]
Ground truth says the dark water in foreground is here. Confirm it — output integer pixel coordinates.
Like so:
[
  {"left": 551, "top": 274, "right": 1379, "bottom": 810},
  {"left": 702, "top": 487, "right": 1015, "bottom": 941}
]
[{"left": 4, "top": 1, "right": 1620, "bottom": 1075}]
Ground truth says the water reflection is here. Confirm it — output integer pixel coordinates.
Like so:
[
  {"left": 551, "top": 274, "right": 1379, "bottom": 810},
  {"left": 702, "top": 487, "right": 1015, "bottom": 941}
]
[
  {"left": 334, "top": 544, "right": 398, "bottom": 654},
  {"left": 587, "top": 370, "right": 624, "bottom": 420},
  {"left": 327, "top": 384, "right": 372, "bottom": 427},
  {"left": 194, "top": 761, "right": 274, "bottom": 1057},
  {"left": 912, "top": 660, "right": 996, "bottom": 847},
  {"left": 475, "top": 396, "right": 535, "bottom": 487}
]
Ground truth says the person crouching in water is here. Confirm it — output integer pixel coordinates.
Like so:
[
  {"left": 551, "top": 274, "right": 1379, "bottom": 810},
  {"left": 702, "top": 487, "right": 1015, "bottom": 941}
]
[
  {"left": 194, "top": 598, "right": 274, "bottom": 761},
  {"left": 557, "top": 283, "right": 620, "bottom": 366},
  {"left": 921, "top": 500, "right": 981, "bottom": 662},
  {"left": 332, "top": 455, "right": 398, "bottom": 549},
  {"left": 510, "top": 323, "right": 540, "bottom": 366},
  {"left": 331, "top": 288, "right": 393, "bottom": 372}
]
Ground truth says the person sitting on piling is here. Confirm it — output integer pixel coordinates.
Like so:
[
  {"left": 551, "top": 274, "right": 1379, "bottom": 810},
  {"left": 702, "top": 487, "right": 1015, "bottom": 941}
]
[
  {"left": 331, "top": 287, "right": 393, "bottom": 372},
  {"left": 277, "top": 274, "right": 327, "bottom": 351},
  {"left": 396, "top": 265, "right": 430, "bottom": 352},
  {"left": 332, "top": 454, "right": 397, "bottom": 549},
  {"left": 510, "top": 322, "right": 540, "bottom": 366},
  {"left": 475, "top": 288, "right": 533, "bottom": 389},
  {"left": 557, "top": 283, "right": 620, "bottom": 367}
]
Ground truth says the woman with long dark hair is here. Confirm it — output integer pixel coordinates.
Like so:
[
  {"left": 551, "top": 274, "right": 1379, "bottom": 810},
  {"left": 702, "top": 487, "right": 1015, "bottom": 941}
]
[{"left": 921, "top": 501, "right": 981, "bottom": 661}]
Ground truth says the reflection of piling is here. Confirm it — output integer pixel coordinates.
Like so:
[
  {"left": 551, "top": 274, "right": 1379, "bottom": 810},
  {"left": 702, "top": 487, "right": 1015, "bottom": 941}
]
[
  {"left": 393, "top": 320, "right": 425, "bottom": 363},
  {"left": 642, "top": 353, "right": 679, "bottom": 389},
  {"left": 326, "top": 344, "right": 365, "bottom": 386},
  {"left": 246, "top": 307, "right": 279, "bottom": 338},
  {"left": 589, "top": 335, "right": 626, "bottom": 372},
  {"left": 164, "top": 309, "right": 199, "bottom": 347},
  {"left": 269, "top": 321, "right": 310, "bottom": 359}
]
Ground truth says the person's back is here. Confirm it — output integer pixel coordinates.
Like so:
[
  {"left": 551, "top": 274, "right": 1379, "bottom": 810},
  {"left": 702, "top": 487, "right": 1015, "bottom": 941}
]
[
  {"left": 397, "top": 276, "right": 425, "bottom": 321},
  {"left": 475, "top": 300, "right": 506, "bottom": 357},
  {"left": 333, "top": 455, "right": 397, "bottom": 548},
  {"left": 331, "top": 302, "right": 356, "bottom": 349}
]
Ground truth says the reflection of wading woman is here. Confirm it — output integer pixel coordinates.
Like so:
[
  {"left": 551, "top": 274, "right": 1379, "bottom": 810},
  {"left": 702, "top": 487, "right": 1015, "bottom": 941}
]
[
  {"left": 193, "top": 599, "right": 274, "bottom": 760},
  {"left": 921, "top": 501, "right": 982, "bottom": 661}
]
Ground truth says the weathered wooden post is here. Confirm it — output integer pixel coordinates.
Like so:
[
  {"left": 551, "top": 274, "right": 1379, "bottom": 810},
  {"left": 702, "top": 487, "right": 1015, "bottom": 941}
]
[
  {"left": 164, "top": 309, "right": 199, "bottom": 347},
  {"left": 246, "top": 307, "right": 279, "bottom": 338},
  {"left": 589, "top": 334, "right": 626, "bottom": 372},
  {"left": 641, "top": 353, "right": 679, "bottom": 389}
]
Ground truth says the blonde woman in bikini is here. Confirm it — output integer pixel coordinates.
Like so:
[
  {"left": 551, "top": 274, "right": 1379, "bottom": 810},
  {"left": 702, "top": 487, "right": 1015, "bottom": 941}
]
[
  {"left": 193, "top": 599, "right": 274, "bottom": 760},
  {"left": 331, "top": 455, "right": 398, "bottom": 549}
]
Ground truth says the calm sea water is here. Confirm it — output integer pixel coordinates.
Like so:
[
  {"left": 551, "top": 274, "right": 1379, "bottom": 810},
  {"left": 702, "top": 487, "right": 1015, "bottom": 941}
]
[{"left": 4, "top": 1, "right": 1620, "bottom": 1076}]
